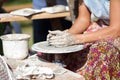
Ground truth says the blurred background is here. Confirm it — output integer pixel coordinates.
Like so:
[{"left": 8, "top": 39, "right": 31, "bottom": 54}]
[
  {"left": 3, "top": 0, "right": 33, "bottom": 47},
  {"left": 4, "top": 0, "right": 32, "bottom": 6}
]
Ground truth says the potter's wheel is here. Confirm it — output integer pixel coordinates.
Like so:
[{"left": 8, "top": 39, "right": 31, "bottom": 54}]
[{"left": 31, "top": 41, "right": 84, "bottom": 54}]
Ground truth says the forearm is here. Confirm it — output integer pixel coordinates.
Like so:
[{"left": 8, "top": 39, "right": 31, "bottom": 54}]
[
  {"left": 71, "top": 0, "right": 120, "bottom": 43},
  {"left": 110, "top": 0, "right": 120, "bottom": 33},
  {"left": 76, "top": 26, "right": 120, "bottom": 43},
  {"left": 68, "top": 16, "right": 90, "bottom": 34},
  {"left": 68, "top": 3, "right": 91, "bottom": 34}
]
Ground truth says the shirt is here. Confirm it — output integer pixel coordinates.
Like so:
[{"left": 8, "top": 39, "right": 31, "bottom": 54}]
[{"left": 83, "top": 0, "right": 110, "bottom": 20}]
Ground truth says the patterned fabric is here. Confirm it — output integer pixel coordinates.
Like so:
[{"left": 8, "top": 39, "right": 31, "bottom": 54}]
[
  {"left": 62, "top": 22, "right": 120, "bottom": 80},
  {"left": 83, "top": 22, "right": 107, "bottom": 48},
  {"left": 84, "top": 22, "right": 103, "bottom": 33},
  {"left": 84, "top": 40, "right": 120, "bottom": 80},
  {"left": 64, "top": 23, "right": 120, "bottom": 80},
  {"left": 80, "top": 23, "right": 120, "bottom": 80}
]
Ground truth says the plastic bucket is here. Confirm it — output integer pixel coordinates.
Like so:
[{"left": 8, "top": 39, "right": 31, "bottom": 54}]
[{"left": 0, "top": 34, "right": 30, "bottom": 59}]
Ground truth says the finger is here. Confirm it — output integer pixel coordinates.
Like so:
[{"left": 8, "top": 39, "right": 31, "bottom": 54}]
[
  {"left": 48, "top": 30, "right": 63, "bottom": 35},
  {"left": 50, "top": 42, "right": 68, "bottom": 47},
  {"left": 48, "top": 30, "right": 60, "bottom": 33},
  {"left": 49, "top": 39, "right": 65, "bottom": 45},
  {"left": 48, "top": 39, "right": 61, "bottom": 43},
  {"left": 47, "top": 34, "right": 52, "bottom": 39},
  {"left": 49, "top": 42, "right": 61, "bottom": 45},
  {"left": 49, "top": 36, "right": 62, "bottom": 40}
]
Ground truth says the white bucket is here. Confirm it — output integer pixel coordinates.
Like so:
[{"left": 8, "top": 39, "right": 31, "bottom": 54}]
[{"left": 0, "top": 34, "right": 30, "bottom": 60}]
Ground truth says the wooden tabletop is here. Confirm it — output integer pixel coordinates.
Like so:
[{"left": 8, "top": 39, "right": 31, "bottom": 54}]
[
  {"left": 0, "top": 11, "right": 70, "bottom": 22},
  {"left": 3, "top": 55, "right": 85, "bottom": 80}
]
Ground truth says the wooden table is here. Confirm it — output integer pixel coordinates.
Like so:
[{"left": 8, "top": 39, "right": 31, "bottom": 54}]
[
  {"left": 0, "top": 11, "right": 70, "bottom": 22},
  {"left": 4, "top": 55, "right": 85, "bottom": 80}
]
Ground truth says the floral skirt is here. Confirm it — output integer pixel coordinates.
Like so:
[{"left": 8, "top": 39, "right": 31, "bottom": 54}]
[
  {"left": 64, "top": 22, "right": 120, "bottom": 80},
  {"left": 84, "top": 39, "right": 120, "bottom": 80},
  {"left": 82, "top": 22, "right": 120, "bottom": 80}
]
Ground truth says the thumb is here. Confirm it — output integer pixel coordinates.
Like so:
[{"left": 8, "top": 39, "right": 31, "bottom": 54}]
[{"left": 48, "top": 30, "right": 63, "bottom": 35}]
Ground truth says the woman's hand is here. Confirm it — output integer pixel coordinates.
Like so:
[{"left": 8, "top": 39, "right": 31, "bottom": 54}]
[{"left": 47, "top": 30, "right": 80, "bottom": 47}]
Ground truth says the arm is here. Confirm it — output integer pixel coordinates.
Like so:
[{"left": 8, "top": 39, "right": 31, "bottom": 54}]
[
  {"left": 47, "top": 0, "right": 120, "bottom": 47},
  {"left": 68, "top": 1, "right": 91, "bottom": 34},
  {"left": 73, "top": 0, "right": 120, "bottom": 43}
]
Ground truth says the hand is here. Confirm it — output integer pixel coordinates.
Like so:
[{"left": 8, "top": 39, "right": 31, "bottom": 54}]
[
  {"left": 47, "top": 30, "right": 80, "bottom": 47},
  {"left": 47, "top": 30, "right": 65, "bottom": 41},
  {"left": 47, "top": 30, "right": 66, "bottom": 46},
  {"left": 47, "top": 29, "right": 69, "bottom": 40}
]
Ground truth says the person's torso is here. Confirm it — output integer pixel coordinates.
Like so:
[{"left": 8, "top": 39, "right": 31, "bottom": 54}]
[{"left": 83, "top": 0, "right": 110, "bottom": 20}]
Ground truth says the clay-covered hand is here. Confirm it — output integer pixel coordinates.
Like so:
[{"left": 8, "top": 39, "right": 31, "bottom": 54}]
[
  {"left": 47, "top": 30, "right": 65, "bottom": 41},
  {"left": 47, "top": 30, "right": 79, "bottom": 47}
]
